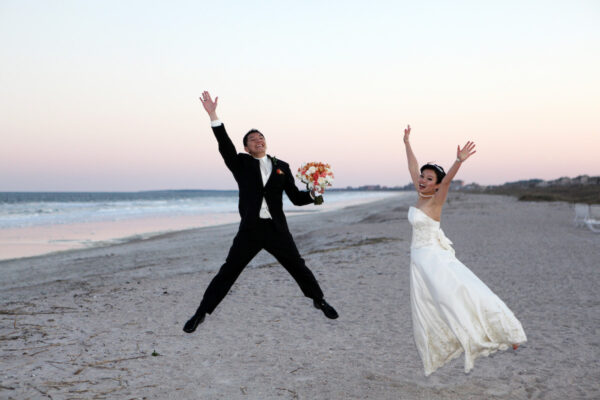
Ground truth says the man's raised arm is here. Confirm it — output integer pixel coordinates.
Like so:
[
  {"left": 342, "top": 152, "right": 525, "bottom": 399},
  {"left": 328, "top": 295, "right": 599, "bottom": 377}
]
[{"left": 200, "top": 91, "right": 238, "bottom": 172}]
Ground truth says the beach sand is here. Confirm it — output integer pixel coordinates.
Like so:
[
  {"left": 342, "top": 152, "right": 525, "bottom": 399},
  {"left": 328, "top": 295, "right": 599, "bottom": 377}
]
[{"left": 1, "top": 193, "right": 598, "bottom": 399}]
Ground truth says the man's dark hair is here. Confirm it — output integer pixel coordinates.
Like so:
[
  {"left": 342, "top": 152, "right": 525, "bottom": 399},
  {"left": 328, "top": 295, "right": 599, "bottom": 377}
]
[
  {"left": 243, "top": 129, "right": 264, "bottom": 147},
  {"left": 420, "top": 163, "right": 446, "bottom": 184}
]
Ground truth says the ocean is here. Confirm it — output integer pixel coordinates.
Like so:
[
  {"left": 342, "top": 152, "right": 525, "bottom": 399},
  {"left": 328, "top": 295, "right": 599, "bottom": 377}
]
[
  {"left": 0, "top": 190, "right": 240, "bottom": 229},
  {"left": 0, "top": 190, "right": 400, "bottom": 261}
]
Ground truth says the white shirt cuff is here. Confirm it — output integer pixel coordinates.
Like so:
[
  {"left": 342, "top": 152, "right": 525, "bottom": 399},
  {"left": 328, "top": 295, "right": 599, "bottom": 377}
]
[{"left": 211, "top": 120, "right": 223, "bottom": 127}]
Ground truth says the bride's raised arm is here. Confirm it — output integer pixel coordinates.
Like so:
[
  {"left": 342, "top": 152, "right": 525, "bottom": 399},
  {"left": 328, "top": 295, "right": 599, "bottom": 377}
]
[
  {"left": 433, "top": 141, "right": 477, "bottom": 204},
  {"left": 403, "top": 125, "right": 420, "bottom": 191}
]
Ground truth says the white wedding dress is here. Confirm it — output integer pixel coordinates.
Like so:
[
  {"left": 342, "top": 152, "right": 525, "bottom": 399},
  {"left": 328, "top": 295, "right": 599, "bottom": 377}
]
[{"left": 408, "top": 206, "right": 527, "bottom": 375}]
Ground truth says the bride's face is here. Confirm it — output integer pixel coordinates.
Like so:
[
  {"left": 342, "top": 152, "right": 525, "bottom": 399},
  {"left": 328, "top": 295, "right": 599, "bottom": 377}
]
[{"left": 418, "top": 169, "right": 440, "bottom": 194}]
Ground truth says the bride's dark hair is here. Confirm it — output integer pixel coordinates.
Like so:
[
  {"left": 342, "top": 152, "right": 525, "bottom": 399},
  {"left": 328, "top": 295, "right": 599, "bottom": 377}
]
[{"left": 420, "top": 163, "right": 446, "bottom": 184}]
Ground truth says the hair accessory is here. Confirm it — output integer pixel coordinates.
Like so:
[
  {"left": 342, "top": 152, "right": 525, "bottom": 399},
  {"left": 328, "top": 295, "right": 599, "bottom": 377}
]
[{"left": 425, "top": 162, "right": 445, "bottom": 173}]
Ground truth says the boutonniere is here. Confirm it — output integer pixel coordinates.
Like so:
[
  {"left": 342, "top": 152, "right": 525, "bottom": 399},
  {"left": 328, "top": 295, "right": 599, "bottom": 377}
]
[{"left": 271, "top": 156, "right": 283, "bottom": 174}]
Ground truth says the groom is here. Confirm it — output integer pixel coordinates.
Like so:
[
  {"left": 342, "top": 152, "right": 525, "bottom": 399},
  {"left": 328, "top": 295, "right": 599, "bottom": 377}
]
[{"left": 183, "top": 91, "right": 338, "bottom": 333}]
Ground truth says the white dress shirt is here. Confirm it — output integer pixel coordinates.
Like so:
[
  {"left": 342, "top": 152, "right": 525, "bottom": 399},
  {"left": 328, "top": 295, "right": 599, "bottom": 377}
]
[{"left": 255, "top": 155, "right": 273, "bottom": 219}]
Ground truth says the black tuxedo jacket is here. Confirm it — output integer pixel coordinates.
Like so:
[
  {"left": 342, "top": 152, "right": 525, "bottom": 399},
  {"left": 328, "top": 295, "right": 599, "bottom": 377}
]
[{"left": 213, "top": 123, "right": 314, "bottom": 232}]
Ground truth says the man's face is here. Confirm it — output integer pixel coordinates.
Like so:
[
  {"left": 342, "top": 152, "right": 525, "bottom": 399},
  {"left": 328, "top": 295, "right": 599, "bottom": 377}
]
[{"left": 244, "top": 132, "right": 267, "bottom": 157}]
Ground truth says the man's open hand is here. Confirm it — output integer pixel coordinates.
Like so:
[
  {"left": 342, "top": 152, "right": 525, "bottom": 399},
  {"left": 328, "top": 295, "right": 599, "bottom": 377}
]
[{"left": 200, "top": 91, "right": 219, "bottom": 120}]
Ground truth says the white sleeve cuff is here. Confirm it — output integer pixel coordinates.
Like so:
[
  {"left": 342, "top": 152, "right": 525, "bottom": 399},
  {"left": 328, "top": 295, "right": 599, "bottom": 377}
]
[{"left": 211, "top": 120, "right": 223, "bottom": 127}]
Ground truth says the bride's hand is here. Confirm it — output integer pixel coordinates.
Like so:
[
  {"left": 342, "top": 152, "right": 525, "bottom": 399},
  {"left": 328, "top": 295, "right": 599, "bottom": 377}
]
[
  {"left": 457, "top": 141, "right": 476, "bottom": 162},
  {"left": 403, "top": 125, "right": 411, "bottom": 143}
]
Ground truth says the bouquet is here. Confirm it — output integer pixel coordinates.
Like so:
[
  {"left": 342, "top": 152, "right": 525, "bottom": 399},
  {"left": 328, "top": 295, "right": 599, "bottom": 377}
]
[{"left": 296, "top": 162, "right": 334, "bottom": 205}]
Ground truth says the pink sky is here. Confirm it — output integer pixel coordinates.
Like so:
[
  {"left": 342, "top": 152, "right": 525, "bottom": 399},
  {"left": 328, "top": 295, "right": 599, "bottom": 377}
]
[{"left": 1, "top": 1, "right": 598, "bottom": 191}]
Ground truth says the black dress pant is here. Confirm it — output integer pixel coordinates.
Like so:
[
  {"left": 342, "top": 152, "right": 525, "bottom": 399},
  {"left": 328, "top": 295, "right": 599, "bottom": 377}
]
[{"left": 198, "top": 219, "right": 324, "bottom": 314}]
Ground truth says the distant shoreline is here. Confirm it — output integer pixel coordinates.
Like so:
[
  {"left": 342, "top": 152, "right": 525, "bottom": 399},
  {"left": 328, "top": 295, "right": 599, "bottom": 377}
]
[
  {"left": 475, "top": 185, "right": 600, "bottom": 204},
  {"left": 2, "top": 181, "right": 598, "bottom": 204}
]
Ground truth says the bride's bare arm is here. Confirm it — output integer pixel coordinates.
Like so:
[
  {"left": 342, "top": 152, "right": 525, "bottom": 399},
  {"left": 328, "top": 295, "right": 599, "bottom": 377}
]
[
  {"left": 434, "top": 141, "right": 477, "bottom": 203},
  {"left": 403, "top": 125, "right": 420, "bottom": 190}
]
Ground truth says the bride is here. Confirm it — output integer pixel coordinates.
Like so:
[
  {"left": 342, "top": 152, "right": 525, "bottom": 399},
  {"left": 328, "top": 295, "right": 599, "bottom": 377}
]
[{"left": 403, "top": 125, "right": 526, "bottom": 375}]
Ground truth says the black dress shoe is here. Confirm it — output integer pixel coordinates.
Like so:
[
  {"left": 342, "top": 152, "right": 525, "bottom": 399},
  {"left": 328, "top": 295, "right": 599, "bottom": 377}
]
[
  {"left": 183, "top": 313, "right": 205, "bottom": 333},
  {"left": 313, "top": 299, "right": 339, "bottom": 319}
]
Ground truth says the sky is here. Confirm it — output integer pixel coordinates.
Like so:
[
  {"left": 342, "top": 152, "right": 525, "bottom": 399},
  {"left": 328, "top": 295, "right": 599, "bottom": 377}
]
[{"left": 1, "top": 0, "right": 599, "bottom": 191}]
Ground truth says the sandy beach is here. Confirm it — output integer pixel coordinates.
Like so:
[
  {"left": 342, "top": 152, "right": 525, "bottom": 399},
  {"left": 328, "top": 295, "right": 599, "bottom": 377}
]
[{"left": 1, "top": 193, "right": 599, "bottom": 399}]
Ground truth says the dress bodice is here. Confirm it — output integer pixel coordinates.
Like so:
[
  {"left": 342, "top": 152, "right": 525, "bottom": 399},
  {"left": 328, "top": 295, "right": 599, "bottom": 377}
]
[{"left": 408, "top": 206, "right": 454, "bottom": 253}]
